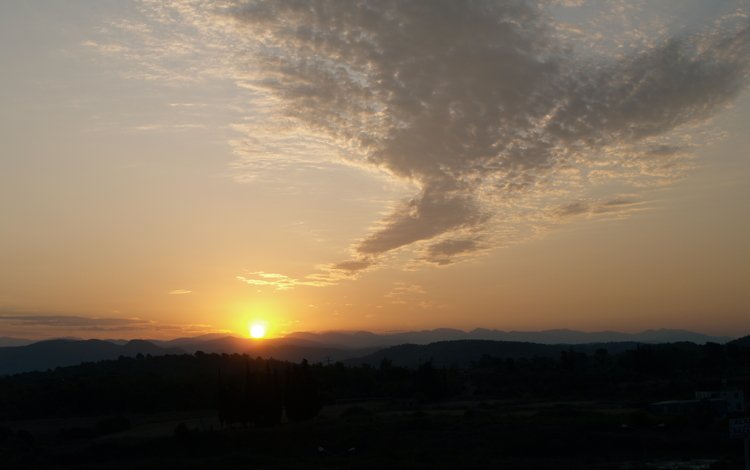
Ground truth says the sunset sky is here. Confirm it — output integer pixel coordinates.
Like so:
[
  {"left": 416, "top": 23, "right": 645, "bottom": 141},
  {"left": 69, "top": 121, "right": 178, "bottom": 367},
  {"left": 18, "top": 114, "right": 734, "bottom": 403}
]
[{"left": 1, "top": 0, "right": 749, "bottom": 340}]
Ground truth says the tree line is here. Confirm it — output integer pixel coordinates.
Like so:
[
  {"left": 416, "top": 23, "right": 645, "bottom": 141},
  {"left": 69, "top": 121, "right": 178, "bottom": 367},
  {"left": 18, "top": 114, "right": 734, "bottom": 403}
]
[
  {"left": 0, "top": 353, "right": 321, "bottom": 424},
  {"left": 1, "top": 338, "right": 749, "bottom": 421}
]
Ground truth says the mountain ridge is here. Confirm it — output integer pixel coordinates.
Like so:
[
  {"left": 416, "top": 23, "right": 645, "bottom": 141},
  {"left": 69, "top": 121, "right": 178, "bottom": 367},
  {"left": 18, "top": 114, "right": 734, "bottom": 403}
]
[
  {"left": 0, "top": 339, "right": 184, "bottom": 376},
  {"left": 0, "top": 328, "right": 737, "bottom": 376},
  {"left": 283, "top": 327, "right": 732, "bottom": 349}
]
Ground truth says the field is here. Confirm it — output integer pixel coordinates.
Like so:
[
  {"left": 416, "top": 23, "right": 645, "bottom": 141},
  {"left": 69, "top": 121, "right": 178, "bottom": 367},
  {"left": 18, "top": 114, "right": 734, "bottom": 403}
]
[{"left": 2, "top": 399, "right": 744, "bottom": 469}]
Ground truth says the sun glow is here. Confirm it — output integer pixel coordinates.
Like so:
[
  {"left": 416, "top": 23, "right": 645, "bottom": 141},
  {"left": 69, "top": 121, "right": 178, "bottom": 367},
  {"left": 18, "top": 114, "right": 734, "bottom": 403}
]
[{"left": 249, "top": 322, "right": 267, "bottom": 339}]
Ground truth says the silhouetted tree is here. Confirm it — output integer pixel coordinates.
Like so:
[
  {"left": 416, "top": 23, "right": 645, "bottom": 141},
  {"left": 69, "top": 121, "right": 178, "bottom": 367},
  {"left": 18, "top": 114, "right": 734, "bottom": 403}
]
[
  {"left": 238, "top": 358, "right": 255, "bottom": 426},
  {"left": 217, "top": 368, "right": 233, "bottom": 428},
  {"left": 255, "top": 363, "right": 282, "bottom": 426},
  {"left": 285, "top": 359, "right": 322, "bottom": 422},
  {"left": 415, "top": 360, "right": 445, "bottom": 400}
]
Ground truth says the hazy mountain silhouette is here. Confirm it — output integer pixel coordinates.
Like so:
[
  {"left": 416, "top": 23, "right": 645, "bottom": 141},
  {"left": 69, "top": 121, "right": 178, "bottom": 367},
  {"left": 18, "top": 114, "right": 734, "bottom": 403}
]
[
  {"left": 165, "top": 335, "right": 376, "bottom": 363},
  {"left": 0, "top": 339, "right": 183, "bottom": 375},
  {"left": 151, "top": 332, "right": 235, "bottom": 348},
  {"left": 285, "top": 328, "right": 731, "bottom": 348},
  {"left": 0, "top": 336, "right": 377, "bottom": 375},
  {"left": 0, "top": 327, "right": 733, "bottom": 375},
  {"left": 346, "top": 340, "right": 647, "bottom": 368},
  {"left": 0, "top": 336, "right": 34, "bottom": 347},
  {"left": 727, "top": 335, "right": 750, "bottom": 348}
]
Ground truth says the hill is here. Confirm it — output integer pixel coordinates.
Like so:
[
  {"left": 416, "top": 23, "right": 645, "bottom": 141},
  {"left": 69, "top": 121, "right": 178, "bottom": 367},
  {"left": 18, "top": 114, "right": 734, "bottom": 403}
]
[
  {"left": 346, "top": 340, "right": 644, "bottom": 368},
  {"left": 727, "top": 335, "right": 750, "bottom": 348},
  {"left": 0, "top": 337, "right": 34, "bottom": 347},
  {"left": 0, "top": 339, "right": 183, "bottom": 375},
  {"left": 0, "top": 336, "right": 375, "bottom": 375},
  {"left": 285, "top": 328, "right": 732, "bottom": 348},
  {"left": 1, "top": 327, "right": 738, "bottom": 375}
]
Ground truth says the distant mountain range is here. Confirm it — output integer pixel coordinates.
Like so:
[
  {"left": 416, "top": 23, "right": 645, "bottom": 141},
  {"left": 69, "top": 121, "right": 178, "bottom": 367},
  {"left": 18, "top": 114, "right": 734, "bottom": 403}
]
[
  {"left": 0, "top": 339, "right": 183, "bottom": 375},
  {"left": 729, "top": 335, "right": 750, "bottom": 348},
  {"left": 346, "top": 340, "right": 647, "bottom": 368},
  {"left": 283, "top": 328, "right": 732, "bottom": 349},
  {"left": 0, "top": 328, "right": 736, "bottom": 376},
  {"left": 0, "top": 337, "right": 35, "bottom": 348},
  {"left": 0, "top": 336, "right": 375, "bottom": 376}
]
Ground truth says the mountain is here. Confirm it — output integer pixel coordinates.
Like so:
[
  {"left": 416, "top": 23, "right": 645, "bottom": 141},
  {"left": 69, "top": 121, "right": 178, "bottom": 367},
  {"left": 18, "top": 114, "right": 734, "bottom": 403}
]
[
  {"left": 0, "top": 339, "right": 183, "bottom": 376},
  {"left": 628, "top": 329, "right": 731, "bottom": 344},
  {"left": 348, "top": 340, "right": 558, "bottom": 368},
  {"left": 284, "top": 328, "right": 732, "bottom": 349},
  {"left": 727, "top": 335, "right": 750, "bottom": 348},
  {"left": 0, "top": 337, "right": 35, "bottom": 347},
  {"left": 0, "top": 336, "right": 376, "bottom": 375},
  {"left": 151, "top": 333, "right": 235, "bottom": 349},
  {"left": 282, "top": 330, "right": 385, "bottom": 349},
  {"left": 2, "top": 327, "right": 734, "bottom": 376},
  {"left": 464, "top": 328, "right": 733, "bottom": 344},
  {"left": 169, "top": 335, "right": 377, "bottom": 363},
  {"left": 346, "top": 340, "right": 647, "bottom": 368}
]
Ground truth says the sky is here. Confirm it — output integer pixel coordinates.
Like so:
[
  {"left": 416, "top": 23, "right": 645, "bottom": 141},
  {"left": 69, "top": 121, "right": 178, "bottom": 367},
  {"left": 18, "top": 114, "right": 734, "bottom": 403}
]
[{"left": 1, "top": 0, "right": 749, "bottom": 340}]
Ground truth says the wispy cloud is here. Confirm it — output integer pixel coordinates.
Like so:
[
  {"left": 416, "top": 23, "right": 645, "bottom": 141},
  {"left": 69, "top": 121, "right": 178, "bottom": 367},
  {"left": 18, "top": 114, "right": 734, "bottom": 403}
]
[
  {"left": 132, "top": 123, "right": 206, "bottom": 132},
  {"left": 237, "top": 271, "right": 332, "bottom": 290},
  {"left": 236, "top": 262, "right": 376, "bottom": 290},
  {"left": 551, "top": 196, "right": 647, "bottom": 220},
  {"left": 168, "top": 289, "right": 192, "bottom": 295},
  {"left": 0, "top": 313, "right": 230, "bottom": 339},
  {"left": 99, "top": 1, "right": 750, "bottom": 276},
  {"left": 386, "top": 282, "right": 427, "bottom": 305},
  {"left": 0, "top": 314, "right": 145, "bottom": 328}
]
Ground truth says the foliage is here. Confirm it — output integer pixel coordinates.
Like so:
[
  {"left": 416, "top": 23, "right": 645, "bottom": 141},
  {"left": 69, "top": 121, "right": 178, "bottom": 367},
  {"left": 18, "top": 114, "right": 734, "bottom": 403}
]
[{"left": 0, "top": 339, "right": 749, "bottom": 424}]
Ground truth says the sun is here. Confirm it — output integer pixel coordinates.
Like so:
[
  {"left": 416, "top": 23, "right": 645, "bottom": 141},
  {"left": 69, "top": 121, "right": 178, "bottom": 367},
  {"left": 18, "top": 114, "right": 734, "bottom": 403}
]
[{"left": 249, "top": 322, "right": 267, "bottom": 339}]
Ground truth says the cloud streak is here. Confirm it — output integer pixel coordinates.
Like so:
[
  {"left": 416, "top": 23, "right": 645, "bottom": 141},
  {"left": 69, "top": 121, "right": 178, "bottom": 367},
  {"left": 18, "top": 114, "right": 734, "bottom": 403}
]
[
  {"left": 0, "top": 314, "right": 155, "bottom": 337},
  {"left": 0, "top": 314, "right": 230, "bottom": 339},
  {"left": 0, "top": 315, "right": 145, "bottom": 327},
  {"left": 237, "top": 270, "right": 341, "bottom": 290},
  {"left": 168, "top": 289, "right": 192, "bottom": 295}
]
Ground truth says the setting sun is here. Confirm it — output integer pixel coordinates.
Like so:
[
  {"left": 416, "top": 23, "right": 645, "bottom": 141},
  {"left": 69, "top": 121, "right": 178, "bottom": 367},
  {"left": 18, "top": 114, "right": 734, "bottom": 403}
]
[{"left": 249, "top": 323, "right": 266, "bottom": 339}]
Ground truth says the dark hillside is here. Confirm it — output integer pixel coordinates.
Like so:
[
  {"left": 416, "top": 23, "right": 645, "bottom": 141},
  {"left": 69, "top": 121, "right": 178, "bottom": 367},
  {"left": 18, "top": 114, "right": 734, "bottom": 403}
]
[
  {"left": 0, "top": 339, "right": 183, "bottom": 376},
  {"left": 348, "top": 340, "right": 644, "bottom": 367}
]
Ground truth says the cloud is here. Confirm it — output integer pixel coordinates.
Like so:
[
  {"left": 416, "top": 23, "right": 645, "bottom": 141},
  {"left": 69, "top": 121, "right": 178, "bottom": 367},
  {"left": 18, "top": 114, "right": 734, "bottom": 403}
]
[
  {"left": 356, "top": 187, "right": 487, "bottom": 256},
  {"left": 237, "top": 260, "right": 379, "bottom": 290},
  {"left": 0, "top": 314, "right": 146, "bottom": 327},
  {"left": 422, "top": 238, "right": 483, "bottom": 266},
  {"left": 107, "top": 1, "right": 750, "bottom": 273},
  {"left": 0, "top": 313, "right": 232, "bottom": 339},
  {"left": 385, "top": 282, "right": 427, "bottom": 305},
  {"left": 0, "top": 314, "right": 157, "bottom": 337},
  {"left": 552, "top": 196, "right": 645, "bottom": 220},
  {"left": 332, "top": 259, "right": 375, "bottom": 272},
  {"left": 237, "top": 270, "right": 340, "bottom": 290},
  {"left": 168, "top": 289, "right": 192, "bottom": 295},
  {"left": 224, "top": 0, "right": 750, "bottom": 268},
  {"left": 132, "top": 123, "right": 206, "bottom": 132},
  {"left": 237, "top": 272, "right": 299, "bottom": 290}
]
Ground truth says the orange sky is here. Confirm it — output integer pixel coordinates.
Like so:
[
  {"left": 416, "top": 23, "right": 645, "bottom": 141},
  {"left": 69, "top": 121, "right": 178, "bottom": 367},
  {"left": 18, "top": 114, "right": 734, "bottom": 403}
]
[{"left": 1, "top": 1, "right": 749, "bottom": 340}]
